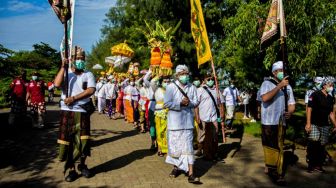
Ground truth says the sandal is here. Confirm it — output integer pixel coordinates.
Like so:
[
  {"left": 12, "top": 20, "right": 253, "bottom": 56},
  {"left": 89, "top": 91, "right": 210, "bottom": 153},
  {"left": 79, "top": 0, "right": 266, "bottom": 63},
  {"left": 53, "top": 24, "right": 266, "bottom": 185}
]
[
  {"left": 169, "top": 167, "right": 180, "bottom": 178},
  {"left": 158, "top": 152, "right": 164, "bottom": 157},
  {"left": 188, "top": 174, "right": 200, "bottom": 183}
]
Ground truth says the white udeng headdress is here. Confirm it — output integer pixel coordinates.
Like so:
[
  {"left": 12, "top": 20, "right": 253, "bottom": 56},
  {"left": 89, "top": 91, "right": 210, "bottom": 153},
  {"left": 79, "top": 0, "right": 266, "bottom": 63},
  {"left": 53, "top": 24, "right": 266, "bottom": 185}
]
[
  {"left": 175, "top": 65, "right": 189, "bottom": 74},
  {"left": 272, "top": 61, "right": 283, "bottom": 72}
]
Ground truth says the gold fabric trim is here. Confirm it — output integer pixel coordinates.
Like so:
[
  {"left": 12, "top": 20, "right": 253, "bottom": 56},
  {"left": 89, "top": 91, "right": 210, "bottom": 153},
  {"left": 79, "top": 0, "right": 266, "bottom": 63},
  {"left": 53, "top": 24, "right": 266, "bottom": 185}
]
[
  {"left": 57, "top": 139, "right": 69, "bottom": 145},
  {"left": 80, "top": 136, "right": 90, "bottom": 140}
]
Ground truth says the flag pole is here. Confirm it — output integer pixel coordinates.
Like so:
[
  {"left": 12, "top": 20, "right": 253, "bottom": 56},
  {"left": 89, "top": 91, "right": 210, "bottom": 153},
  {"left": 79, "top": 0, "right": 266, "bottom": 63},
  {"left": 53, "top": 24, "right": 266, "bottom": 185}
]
[
  {"left": 210, "top": 58, "right": 225, "bottom": 142},
  {"left": 63, "top": 0, "right": 70, "bottom": 98}
]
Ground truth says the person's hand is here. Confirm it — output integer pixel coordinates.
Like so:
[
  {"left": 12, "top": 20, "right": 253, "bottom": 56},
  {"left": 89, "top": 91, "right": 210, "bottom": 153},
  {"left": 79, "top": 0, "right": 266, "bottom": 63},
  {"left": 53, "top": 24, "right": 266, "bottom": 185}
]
[
  {"left": 64, "top": 96, "right": 75, "bottom": 106},
  {"left": 284, "top": 111, "right": 291, "bottom": 119},
  {"left": 181, "top": 97, "right": 189, "bottom": 106},
  {"left": 278, "top": 76, "right": 289, "bottom": 88},
  {"left": 305, "top": 123, "right": 312, "bottom": 133},
  {"left": 332, "top": 127, "right": 336, "bottom": 133}
]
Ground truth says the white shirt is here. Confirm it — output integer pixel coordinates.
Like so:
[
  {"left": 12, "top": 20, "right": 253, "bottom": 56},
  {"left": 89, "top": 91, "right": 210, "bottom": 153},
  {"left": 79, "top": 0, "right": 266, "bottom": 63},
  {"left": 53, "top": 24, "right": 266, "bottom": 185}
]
[
  {"left": 164, "top": 81, "right": 199, "bottom": 130},
  {"left": 241, "top": 92, "right": 250, "bottom": 105},
  {"left": 95, "top": 81, "right": 103, "bottom": 97},
  {"left": 155, "top": 87, "right": 165, "bottom": 110},
  {"left": 104, "top": 82, "right": 117, "bottom": 100},
  {"left": 223, "top": 87, "right": 240, "bottom": 106},
  {"left": 97, "top": 83, "right": 106, "bottom": 98},
  {"left": 139, "top": 86, "right": 149, "bottom": 110},
  {"left": 132, "top": 87, "right": 139, "bottom": 101},
  {"left": 260, "top": 79, "right": 295, "bottom": 125},
  {"left": 60, "top": 71, "right": 96, "bottom": 112},
  {"left": 197, "top": 86, "right": 224, "bottom": 122}
]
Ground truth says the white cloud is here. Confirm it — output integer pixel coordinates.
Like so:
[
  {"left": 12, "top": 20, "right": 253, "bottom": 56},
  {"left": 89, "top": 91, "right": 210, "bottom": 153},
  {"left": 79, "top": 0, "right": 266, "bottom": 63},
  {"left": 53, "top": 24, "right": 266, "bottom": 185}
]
[
  {"left": 0, "top": 1, "right": 116, "bottom": 52},
  {"left": 7, "top": 0, "right": 43, "bottom": 12}
]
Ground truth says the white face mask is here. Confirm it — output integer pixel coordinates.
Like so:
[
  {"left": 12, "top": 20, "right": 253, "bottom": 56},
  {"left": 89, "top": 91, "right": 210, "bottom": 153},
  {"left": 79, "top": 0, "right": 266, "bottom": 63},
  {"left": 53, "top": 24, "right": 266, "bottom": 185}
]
[{"left": 130, "top": 82, "right": 135, "bottom": 86}]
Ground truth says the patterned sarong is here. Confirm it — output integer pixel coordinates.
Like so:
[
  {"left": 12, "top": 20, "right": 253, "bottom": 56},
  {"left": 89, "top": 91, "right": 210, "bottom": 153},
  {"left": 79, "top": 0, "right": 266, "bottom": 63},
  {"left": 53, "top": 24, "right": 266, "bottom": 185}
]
[{"left": 58, "top": 111, "right": 91, "bottom": 172}]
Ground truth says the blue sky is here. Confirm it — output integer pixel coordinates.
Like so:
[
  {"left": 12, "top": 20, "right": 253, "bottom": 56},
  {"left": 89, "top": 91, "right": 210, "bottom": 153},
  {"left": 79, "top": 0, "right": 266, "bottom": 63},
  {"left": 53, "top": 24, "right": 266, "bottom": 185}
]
[{"left": 0, "top": 0, "right": 116, "bottom": 52}]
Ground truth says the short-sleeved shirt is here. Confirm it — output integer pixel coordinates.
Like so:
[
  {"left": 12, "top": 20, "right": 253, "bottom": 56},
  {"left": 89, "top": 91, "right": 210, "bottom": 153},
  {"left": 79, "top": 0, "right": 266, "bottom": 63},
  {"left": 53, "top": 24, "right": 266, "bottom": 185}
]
[
  {"left": 60, "top": 71, "right": 96, "bottom": 112},
  {"left": 308, "top": 90, "right": 335, "bottom": 126},
  {"left": 197, "top": 86, "right": 224, "bottom": 122},
  {"left": 223, "top": 87, "right": 240, "bottom": 106},
  {"left": 304, "top": 87, "right": 318, "bottom": 104},
  {"left": 260, "top": 79, "right": 295, "bottom": 125},
  {"left": 27, "top": 80, "right": 45, "bottom": 103}
]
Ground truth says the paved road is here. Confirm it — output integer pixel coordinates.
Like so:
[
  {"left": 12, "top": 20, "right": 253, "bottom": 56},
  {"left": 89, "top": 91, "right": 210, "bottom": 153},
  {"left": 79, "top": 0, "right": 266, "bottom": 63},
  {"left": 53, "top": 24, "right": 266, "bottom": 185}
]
[{"left": 0, "top": 102, "right": 335, "bottom": 188}]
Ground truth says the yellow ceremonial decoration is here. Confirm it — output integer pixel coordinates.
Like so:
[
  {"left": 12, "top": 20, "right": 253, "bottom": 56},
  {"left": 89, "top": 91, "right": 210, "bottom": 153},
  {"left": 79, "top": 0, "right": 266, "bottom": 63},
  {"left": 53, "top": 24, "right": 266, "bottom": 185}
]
[
  {"left": 190, "top": 0, "right": 212, "bottom": 67},
  {"left": 111, "top": 41, "right": 134, "bottom": 57}
]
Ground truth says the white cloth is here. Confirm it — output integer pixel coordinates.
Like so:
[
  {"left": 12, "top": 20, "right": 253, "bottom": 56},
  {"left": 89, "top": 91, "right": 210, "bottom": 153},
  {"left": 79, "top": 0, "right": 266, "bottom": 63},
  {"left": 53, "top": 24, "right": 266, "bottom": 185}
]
[
  {"left": 155, "top": 87, "right": 165, "bottom": 110},
  {"left": 175, "top": 64, "right": 189, "bottom": 74},
  {"left": 124, "top": 85, "right": 132, "bottom": 101},
  {"left": 132, "top": 87, "right": 139, "bottom": 101},
  {"left": 164, "top": 81, "right": 199, "bottom": 130},
  {"left": 197, "top": 86, "right": 224, "bottom": 122},
  {"left": 272, "top": 61, "right": 283, "bottom": 72},
  {"left": 225, "top": 105, "right": 235, "bottom": 119},
  {"left": 139, "top": 87, "right": 148, "bottom": 110},
  {"left": 104, "top": 82, "right": 117, "bottom": 100},
  {"left": 241, "top": 91, "right": 250, "bottom": 105},
  {"left": 60, "top": 71, "right": 96, "bottom": 112},
  {"left": 314, "top": 77, "right": 323, "bottom": 84},
  {"left": 260, "top": 79, "right": 295, "bottom": 125},
  {"left": 144, "top": 70, "right": 159, "bottom": 110},
  {"left": 304, "top": 87, "right": 318, "bottom": 104},
  {"left": 98, "top": 97, "right": 106, "bottom": 113},
  {"left": 97, "top": 83, "right": 106, "bottom": 98},
  {"left": 223, "top": 87, "right": 240, "bottom": 106},
  {"left": 165, "top": 129, "right": 194, "bottom": 172},
  {"left": 95, "top": 81, "right": 103, "bottom": 97}
]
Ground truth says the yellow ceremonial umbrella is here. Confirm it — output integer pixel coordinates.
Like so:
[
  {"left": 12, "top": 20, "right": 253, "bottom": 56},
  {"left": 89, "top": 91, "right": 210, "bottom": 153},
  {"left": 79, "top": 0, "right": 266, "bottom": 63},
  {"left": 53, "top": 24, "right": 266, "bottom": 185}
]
[{"left": 111, "top": 41, "right": 134, "bottom": 58}]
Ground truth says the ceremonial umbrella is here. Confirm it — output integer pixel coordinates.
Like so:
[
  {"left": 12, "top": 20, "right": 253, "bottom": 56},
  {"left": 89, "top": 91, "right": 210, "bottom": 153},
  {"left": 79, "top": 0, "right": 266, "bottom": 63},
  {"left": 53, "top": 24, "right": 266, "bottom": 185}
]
[
  {"left": 92, "top": 64, "right": 103, "bottom": 70},
  {"left": 105, "top": 56, "right": 132, "bottom": 67}
]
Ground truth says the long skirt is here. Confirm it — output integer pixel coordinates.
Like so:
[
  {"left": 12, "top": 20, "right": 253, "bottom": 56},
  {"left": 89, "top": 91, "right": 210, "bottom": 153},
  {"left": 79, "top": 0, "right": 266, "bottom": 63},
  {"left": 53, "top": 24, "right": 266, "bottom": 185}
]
[
  {"left": 155, "top": 110, "right": 168, "bottom": 153},
  {"left": 261, "top": 124, "right": 285, "bottom": 176},
  {"left": 29, "top": 101, "right": 46, "bottom": 127},
  {"left": 125, "top": 100, "right": 134, "bottom": 123},
  {"left": 58, "top": 111, "right": 91, "bottom": 173},
  {"left": 166, "top": 129, "right": 194, "bottom": 172},
  {"left": 116, "top": 99, "right": 124, "bottom": 115}
]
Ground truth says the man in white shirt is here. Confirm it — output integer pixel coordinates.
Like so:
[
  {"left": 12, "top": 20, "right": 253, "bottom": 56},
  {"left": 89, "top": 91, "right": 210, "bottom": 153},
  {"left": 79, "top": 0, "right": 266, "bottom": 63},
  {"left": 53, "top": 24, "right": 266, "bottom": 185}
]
[
  {"left": 97, "top": 78, "right": 106, "bottom": 114},
  {"left": 260, "top": 61, "right": 295, "bottom": 185},
  {"left": 195, "top": 73, "right": 225, "bottom": 161},
  {"left": 104, "top": 76, "right": 118, "bottom": 119},
  {"left": 164, "top": 65, "right": 200, "bottom": 183},
  {"left": 223, "top": 81, "right": 241, "bottom": 129},
  {"left": 54, "top": 46, "right": 96, "bottom": 182}
]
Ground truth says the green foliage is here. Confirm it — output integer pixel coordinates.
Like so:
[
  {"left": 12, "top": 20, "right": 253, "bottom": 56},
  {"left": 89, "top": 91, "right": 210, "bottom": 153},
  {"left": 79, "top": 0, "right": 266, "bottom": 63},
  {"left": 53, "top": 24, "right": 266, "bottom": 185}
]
[
  {"left": 0, "top": 43, "right": 61, "bottom": 107},
  {"left": 89, "top": 0, "right": 336, "bottom": 88}
]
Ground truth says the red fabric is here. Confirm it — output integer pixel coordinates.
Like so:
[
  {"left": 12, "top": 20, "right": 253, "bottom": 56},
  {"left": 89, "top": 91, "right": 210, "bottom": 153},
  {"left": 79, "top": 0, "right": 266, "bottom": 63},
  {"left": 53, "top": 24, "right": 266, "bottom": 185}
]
[
  {"left": 145, "top": 100, "right": 150, "bottom": 125},
  {"left": 27, "top": 80, "right": 45, "bottom": 103},
  {"left": 10, "top": 78, "right": 26, "bottom": 99}
]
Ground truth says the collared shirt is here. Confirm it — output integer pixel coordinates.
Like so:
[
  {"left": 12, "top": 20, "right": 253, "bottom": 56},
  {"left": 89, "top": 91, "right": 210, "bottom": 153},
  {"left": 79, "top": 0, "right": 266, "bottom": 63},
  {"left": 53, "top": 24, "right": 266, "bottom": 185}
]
[
  {"left": 197, "top": 86, "right": 224, "bottom": 122},
  {"left": 260, "top": 79, "right": 295, "bottom": 125},
  {"left": 60, "top": 71, "right": 96, "bottom": 112},
  {"left": 164, "top": 81, "right": 199, "bottom": 130},
  {"left": 155, "top": 87, "right": 165, "bottom": 110},
  {"left": 223, "top": 87, "right": 240, "bottom": 106}
]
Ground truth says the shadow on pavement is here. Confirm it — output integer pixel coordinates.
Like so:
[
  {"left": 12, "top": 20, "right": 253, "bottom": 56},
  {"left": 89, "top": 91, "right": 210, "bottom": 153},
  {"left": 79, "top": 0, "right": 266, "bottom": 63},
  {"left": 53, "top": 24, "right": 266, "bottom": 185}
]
[
  {"left": 0, "top": 176, "right": 61, "bottom": 188},
  {"left": 91, "top": 149, "right": 155, "bottom": 175},
  {"left": 0, "top": 110, "right": 60, "bottom": 175},
  {"left": 91, "top": 129, "right": 139, "bottom": 148}
]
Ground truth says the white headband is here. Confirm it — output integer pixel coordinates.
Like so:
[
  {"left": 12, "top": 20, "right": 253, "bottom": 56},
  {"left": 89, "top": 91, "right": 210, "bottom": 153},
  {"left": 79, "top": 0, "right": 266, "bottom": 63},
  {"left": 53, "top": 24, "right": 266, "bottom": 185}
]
[{"left": 272, "top": 61, "right": 283, "bottom": 72}]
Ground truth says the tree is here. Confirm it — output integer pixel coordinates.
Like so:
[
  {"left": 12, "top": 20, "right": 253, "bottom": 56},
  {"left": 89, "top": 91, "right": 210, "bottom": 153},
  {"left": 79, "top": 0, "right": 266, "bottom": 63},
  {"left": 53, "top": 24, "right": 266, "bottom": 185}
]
[{"left": 89, "top": 0, "right": 336, "bottom": 87}]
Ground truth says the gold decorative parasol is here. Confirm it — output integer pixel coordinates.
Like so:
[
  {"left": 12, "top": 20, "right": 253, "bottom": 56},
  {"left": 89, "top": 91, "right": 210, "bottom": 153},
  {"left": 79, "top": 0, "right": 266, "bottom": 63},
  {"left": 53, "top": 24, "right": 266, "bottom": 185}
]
[{"left": 111, "top": 41, "right": 134, "bottom": 57}]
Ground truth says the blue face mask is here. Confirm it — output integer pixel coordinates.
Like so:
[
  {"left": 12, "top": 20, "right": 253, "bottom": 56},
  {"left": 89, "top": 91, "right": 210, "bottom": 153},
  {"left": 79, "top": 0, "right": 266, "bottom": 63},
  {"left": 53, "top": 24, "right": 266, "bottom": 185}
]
[
  {"left": 74, "top": 60, "right": 86, "bottom": 70},
  {"left": 179, "top": 75, "right": 189, "bottom": 84},
  {"left": 32, "top": 76, "right": 38, "bottom": 81}
]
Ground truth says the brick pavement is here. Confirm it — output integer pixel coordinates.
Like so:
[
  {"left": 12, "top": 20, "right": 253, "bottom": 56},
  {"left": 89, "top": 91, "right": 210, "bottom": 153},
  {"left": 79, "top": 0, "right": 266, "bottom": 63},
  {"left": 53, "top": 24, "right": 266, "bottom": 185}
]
[{"left": 0, "top": 102, "right": 335, "bottom": 188}]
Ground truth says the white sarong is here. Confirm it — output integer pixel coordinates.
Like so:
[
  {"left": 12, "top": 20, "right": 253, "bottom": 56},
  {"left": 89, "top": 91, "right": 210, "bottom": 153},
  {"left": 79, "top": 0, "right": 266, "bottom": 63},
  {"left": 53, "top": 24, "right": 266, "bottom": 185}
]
[{"left": 165, "top": 129, "right": 194, "bottom": 172}]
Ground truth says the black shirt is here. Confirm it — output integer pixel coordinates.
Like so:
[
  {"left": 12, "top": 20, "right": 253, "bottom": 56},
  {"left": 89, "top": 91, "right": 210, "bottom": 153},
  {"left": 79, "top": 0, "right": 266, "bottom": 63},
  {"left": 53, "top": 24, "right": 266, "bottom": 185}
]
[{"left": 308, "top": 90, "right": 335, "bottom": 126}]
